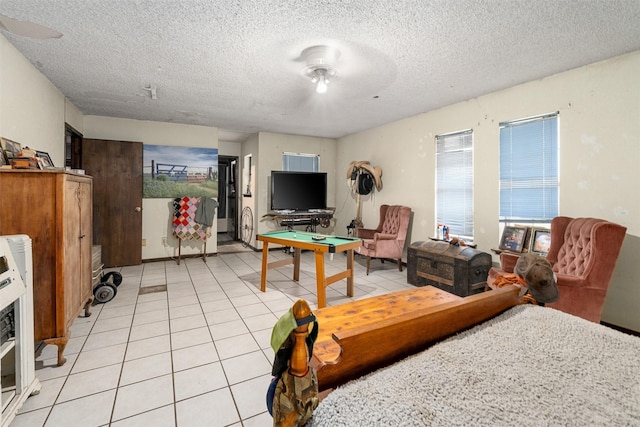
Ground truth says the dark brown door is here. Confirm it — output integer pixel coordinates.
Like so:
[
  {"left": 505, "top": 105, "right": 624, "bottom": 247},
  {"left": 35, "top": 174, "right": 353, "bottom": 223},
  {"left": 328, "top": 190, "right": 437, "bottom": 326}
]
[{"left": 82, "top": 139, "right": 143, "bottom": 267}]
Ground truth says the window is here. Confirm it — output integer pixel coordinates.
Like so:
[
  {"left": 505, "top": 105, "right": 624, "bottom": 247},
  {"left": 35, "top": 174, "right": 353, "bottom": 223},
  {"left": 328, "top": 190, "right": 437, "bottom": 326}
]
[
  {"left": 283, "top": 152, "right": 319, "bottom": 172},
  {"left": 436, "top": 130, "right": 474, "bottom": 239},
  {"left": 499, "top": 113, "right": 559, "bottom": 224}
]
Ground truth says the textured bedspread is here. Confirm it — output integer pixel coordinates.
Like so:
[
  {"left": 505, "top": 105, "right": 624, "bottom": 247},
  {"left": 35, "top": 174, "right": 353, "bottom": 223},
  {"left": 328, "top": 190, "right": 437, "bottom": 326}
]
[{"left": 310, "top": 305, "right": 640, "bottom": 426}]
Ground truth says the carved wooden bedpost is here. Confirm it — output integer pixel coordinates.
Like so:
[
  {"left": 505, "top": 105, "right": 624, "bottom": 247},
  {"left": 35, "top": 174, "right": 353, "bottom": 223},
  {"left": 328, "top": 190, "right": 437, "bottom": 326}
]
[
  {"left": 273, "top": 299, "right": 319, "bottom": 427},
  {"left": 289, "top": 300, "right": 311, "bottom": 376}
]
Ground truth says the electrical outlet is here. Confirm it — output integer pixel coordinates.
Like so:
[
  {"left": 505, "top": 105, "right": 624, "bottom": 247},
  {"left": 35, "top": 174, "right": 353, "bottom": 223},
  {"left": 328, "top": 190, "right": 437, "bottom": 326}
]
[
  {"left": 162, "top": 237, "right": 168, "bottom": 246},
  {"left": 142, "top": 239, "right": 147, "bottom": 246}
]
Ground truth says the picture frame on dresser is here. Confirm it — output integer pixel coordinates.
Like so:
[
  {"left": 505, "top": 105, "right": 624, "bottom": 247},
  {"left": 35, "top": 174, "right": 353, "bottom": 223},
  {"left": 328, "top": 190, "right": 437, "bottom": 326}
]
[
  {"left": 498, "top": 225, "right": 528, "bottom": 252},
  {"left": 530, "top": 228, "right": 551, "bottom": 256},
  {"left": 35, "top": 150, "right": 54, "bottom": 168},
  {"left": 1, "top": 137, "right": 21, "bottom": 162}
]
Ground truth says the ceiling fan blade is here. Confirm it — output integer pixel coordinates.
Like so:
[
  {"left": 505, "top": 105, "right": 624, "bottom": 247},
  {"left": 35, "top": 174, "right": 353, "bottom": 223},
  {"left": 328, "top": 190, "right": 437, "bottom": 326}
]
[{"left": 0, "top": 14, "right": 62, "bottom": 39}]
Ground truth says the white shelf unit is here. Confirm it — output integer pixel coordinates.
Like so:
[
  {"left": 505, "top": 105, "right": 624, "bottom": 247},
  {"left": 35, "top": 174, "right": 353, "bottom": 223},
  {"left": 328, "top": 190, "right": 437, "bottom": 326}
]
[{"left": 0, "top": 235, "right": 41, "bottom": 427}]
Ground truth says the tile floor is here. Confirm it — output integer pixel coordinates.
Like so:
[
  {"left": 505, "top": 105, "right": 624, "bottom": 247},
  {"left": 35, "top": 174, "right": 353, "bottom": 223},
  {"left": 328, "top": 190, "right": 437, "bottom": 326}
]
[{"left": 12, "top": 247, "right": 412, "bottom": 427}]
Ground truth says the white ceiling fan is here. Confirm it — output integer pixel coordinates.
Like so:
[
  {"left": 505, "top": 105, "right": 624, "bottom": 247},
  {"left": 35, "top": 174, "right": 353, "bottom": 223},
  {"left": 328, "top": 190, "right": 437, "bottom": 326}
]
[{"left": 0, "top": 14, "right": 62, "bottom": 39}]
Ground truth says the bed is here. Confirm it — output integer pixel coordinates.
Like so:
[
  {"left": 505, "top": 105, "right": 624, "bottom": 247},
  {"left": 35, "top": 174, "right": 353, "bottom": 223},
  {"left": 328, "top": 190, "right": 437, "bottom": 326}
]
[{"left": 303, "top": 287, "right": 640, "bottom": 426}]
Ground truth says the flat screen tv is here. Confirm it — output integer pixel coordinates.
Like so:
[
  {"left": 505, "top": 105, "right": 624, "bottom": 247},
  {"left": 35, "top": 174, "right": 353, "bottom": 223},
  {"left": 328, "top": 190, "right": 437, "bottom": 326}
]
[{"left": 270, "top": 171, "right": 327, "bottom": 212}]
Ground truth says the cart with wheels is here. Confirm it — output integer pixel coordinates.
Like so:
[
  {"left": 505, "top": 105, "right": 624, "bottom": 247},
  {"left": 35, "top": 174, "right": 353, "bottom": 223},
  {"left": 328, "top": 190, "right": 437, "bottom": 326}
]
[{"left": 91, "top": 245, "right": 122, "bottom": 304}]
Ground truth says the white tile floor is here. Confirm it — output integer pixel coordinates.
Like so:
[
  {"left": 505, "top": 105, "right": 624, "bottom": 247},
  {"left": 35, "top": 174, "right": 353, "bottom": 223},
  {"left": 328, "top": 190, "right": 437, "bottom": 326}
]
[{"left": 12, "top": 247, "right": 412, "bottom": 427}]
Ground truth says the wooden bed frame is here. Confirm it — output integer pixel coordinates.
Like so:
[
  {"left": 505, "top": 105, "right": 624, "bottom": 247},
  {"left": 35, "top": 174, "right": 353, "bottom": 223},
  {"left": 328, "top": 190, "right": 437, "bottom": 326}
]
[
  {"left": 287, "top": 285, "right": 524, "bottom": 393},
  {"left": 302, "top": 285, "right": 640, "bottom": 427}
]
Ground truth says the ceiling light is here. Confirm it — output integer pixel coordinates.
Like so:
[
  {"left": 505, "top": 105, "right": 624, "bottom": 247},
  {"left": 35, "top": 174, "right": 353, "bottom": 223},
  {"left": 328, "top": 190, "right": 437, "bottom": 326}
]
[
  {"left": 310, "top": 68, "right": 333, "bottom": 94},
  {"left": 302, "top": 45, "right": 340, "bottom": 95}
]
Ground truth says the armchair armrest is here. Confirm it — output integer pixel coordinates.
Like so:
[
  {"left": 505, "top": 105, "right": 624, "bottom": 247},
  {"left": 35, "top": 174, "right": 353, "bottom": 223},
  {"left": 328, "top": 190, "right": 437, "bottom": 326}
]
[
  {"left": 356, "top": 228, "right": 377, "bottom": 239},
  {"left": 499, "top": 252, "right": 521, "bottom": 273},
  {"left": 374, "top": 233, "right": 397, "bottom": 241},
  {"left": 555, "top": 273, "right": 584, "bottom": 288}
]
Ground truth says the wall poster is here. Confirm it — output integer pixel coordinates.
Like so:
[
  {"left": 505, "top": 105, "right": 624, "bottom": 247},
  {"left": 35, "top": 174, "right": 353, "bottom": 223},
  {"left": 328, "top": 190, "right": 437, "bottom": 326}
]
[{"left": 143, "top": 144, "right": 218, "bottom": 199}]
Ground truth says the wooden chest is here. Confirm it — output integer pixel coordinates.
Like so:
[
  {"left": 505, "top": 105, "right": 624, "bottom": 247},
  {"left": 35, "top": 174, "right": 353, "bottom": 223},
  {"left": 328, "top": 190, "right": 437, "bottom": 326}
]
[{"left": 407, "top": 240, "right": 492, "bottom": 297}]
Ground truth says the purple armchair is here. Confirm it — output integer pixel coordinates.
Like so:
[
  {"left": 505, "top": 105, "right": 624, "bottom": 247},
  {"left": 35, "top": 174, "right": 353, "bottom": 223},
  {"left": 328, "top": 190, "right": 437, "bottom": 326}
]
[
  {"left": 488, "top": 216, "right": 627, "bottom": 322},
  {"left": 356, "top": 205, "right": 411, "bottom": 275}
]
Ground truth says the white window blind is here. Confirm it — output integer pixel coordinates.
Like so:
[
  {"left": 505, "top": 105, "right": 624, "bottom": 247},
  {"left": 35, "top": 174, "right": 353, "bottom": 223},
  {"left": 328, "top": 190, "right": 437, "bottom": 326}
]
[
  {"left": 282, "top": 152, "right": 319, "bottom": 172},
  {"left": 436, "top": 130, "right": 474, "bottom": 239},
  {"left": 499, "top": 113, "right": 559, "bottom": 222}
]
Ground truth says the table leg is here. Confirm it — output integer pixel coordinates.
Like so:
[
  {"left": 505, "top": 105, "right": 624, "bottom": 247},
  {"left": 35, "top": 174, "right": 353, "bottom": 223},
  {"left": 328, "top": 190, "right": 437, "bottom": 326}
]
[
  {"left": 260, "top": 241, "right": 269, "bottom": 292},
  {"left": 293, "top": 248, "right": 301, "bottom": 281},
  {"left": 315, "top": 251, "right": 327, "bottom": 308},
  {"left": 346, "top": 249, "right": 354, "bottom": 297}
]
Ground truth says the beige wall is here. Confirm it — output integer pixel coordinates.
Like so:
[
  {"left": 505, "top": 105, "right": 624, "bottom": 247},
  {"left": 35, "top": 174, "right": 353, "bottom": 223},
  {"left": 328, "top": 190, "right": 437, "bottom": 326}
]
[
  {"left": 253, "top": 132, "right": 338, "bottom": 246},
  {"left": 83, "top": 116, "right": 219, "bottom": 260},
  {"left": 240, "top": 134, "right": 259, "bottom": 248},
  {"left": 64, "top": 100, "right": 84, "bottom": 134},
  {"left": 0, "top": 36, "right": 66, "bottom": 164},
  {"left": 336, "top": 51, "right": 640, "bottom": 330}
]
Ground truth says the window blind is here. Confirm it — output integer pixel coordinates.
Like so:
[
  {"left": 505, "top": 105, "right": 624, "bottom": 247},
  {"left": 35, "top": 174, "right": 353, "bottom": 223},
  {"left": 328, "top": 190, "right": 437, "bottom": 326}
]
[
  {"left": 499, "top": 113, "right": 559, "bottom": 222},
  {"left": 436, "top": 130, "right": 474, "bottom": 238},
  {"left": 283, "top": 152, "right": 319, "bottom": 172}
]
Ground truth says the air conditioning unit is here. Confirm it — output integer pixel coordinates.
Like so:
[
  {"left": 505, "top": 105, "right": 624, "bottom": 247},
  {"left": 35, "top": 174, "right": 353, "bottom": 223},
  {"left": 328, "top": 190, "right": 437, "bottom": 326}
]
[{"left": 0, "top": 235, "right": 41, "bottom": 427}]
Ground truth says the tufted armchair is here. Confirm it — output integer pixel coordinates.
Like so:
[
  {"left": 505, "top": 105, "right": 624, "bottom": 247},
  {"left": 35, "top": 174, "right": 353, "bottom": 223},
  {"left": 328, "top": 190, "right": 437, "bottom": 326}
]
[
  {"left": 487, "top": 216, "right": 627, "bottom": 322},
  {"left": 356, "top": 205, "right": 411, "bottom": 275}
]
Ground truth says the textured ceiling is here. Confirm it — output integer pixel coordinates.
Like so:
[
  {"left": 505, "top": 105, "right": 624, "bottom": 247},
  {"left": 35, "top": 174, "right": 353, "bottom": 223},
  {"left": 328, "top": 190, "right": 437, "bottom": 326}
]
[{"left": 2, "top": 1, "right": 640, "bottom": 142}]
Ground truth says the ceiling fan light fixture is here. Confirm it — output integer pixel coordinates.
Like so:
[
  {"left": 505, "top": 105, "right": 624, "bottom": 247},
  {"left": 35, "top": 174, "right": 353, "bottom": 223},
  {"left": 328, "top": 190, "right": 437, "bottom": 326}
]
[
  {"left": 311, "top": 68, "right": 331, "bottom": 94},
  {"left": 302, "top": 45, "right": 340, "bottom": 94},
  {"left": 316, "top": 77, "right": 328, "bottom": 94}
]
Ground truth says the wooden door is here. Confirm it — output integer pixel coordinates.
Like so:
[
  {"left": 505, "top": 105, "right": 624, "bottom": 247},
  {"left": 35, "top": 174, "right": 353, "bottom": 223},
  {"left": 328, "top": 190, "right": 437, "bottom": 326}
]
[{"left": 82, "top": 139, "right": 143, "bottom": 267}]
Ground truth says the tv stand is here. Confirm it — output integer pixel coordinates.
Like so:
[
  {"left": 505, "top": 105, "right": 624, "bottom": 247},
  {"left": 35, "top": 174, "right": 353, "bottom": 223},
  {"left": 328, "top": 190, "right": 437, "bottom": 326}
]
[{"left": 264, "top": 208, "right": 335, "bottom": 232}]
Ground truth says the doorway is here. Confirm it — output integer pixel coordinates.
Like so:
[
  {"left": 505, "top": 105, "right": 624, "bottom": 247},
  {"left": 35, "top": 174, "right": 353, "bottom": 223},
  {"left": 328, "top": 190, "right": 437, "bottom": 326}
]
[{"left": 217, "top": 155, "right": 239, "bottom": 245}]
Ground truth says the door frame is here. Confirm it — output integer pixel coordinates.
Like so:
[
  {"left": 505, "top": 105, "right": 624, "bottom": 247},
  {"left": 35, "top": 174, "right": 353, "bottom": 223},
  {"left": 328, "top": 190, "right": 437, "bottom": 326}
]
[{"left": 218, "top": 155, "right": 240, "bottom": 242}]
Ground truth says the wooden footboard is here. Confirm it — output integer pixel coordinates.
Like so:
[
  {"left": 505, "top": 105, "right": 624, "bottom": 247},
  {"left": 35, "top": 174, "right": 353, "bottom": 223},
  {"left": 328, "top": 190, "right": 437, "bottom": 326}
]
[{"left": 311, "top": 285, "right": 522, "bottom": 391}]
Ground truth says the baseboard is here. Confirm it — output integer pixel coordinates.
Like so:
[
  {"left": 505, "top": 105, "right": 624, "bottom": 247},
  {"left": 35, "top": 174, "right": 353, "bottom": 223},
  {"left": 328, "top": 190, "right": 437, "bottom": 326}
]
[
  {"left": 600, "top": 321, "right": 640, "bottom": 337},
  {"left": 142, "top": 253, "right": 218, "bottom": 264}
]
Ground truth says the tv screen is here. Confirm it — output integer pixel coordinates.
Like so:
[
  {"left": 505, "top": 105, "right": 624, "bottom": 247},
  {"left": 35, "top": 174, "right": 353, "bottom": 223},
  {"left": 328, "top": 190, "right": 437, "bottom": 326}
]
[{"left": 270, "top": 171, "right": 327, "bottom": 212}]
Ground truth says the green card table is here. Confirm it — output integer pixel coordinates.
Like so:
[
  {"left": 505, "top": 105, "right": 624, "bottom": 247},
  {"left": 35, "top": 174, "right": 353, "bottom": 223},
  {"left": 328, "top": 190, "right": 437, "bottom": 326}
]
[{"left": 256, "top": 230, "right": 362, "bottom": 308}]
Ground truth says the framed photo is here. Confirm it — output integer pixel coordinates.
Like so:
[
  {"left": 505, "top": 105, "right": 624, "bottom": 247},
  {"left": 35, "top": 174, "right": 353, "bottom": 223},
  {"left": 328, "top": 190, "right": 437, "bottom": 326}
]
[
  {"left": 499, "top": 225, "right": 528, "bottom": 252},
  {"left": 530, "top": 228, "right": 551, "bottom": 255},
  {"left": 35, "top": 150, "right": 54, "bottom": 168},
  {"left": 1, "top": 137, "right": 22, "bottom": 162}
]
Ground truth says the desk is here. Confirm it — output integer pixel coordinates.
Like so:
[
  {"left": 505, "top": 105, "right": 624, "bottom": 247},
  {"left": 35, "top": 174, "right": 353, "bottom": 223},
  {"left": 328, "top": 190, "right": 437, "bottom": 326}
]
[{"left": 256, "top": 230, "right": 362, "bottom": 308}]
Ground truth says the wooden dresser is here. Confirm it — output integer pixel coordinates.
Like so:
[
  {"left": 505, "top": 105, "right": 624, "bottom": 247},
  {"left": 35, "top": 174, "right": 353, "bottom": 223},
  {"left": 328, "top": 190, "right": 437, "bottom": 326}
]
[{"left": 0, "top": 170, "right": 94, "bottom": 365}]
